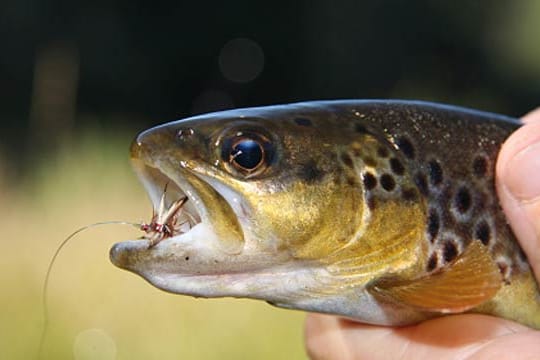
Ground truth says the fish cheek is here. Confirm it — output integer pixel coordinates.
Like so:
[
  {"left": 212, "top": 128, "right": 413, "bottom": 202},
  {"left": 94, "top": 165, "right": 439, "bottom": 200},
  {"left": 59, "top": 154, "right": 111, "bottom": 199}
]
[
  {"left": 252, "top": 175, "right": 364, "bottom": 259},
  {"left": 294, "top": 181, "right": 364, "bottom": 259}
]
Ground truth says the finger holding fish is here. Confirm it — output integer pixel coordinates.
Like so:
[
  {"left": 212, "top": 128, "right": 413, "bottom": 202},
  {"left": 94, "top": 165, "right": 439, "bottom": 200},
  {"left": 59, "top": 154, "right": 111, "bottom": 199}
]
[{"left": 497, "top": 108, "right": 540, "bottom": 282}]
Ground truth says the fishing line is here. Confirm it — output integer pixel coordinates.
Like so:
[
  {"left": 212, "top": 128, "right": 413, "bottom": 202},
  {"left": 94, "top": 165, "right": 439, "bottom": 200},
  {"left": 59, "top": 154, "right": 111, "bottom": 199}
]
[{"left": 37, "top": 220, "right": 141, "bottom": 359}]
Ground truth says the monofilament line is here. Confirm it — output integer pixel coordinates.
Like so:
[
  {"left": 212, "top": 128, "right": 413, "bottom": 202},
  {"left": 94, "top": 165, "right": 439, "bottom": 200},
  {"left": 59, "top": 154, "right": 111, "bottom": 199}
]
[{"left": 37, "top": 221, "right": 141, "bottom": 359}]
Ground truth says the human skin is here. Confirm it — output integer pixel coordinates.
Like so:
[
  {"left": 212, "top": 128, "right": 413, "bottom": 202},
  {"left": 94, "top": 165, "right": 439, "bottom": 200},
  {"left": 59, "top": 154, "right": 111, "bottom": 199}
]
[{"left": 305, "top": 108, "right": 540, "bottom": 360}]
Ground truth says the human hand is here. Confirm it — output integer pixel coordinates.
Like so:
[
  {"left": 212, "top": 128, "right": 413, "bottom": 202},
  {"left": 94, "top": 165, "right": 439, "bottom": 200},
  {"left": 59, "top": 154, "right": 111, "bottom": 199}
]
[{"left": 305, "top": 108, "right": 540, "bottom": 360}]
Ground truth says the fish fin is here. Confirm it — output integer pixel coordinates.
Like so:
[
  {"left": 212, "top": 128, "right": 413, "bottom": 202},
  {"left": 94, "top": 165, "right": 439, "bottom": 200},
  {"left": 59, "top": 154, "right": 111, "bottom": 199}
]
[{"left": 371, "top": 241, "right": 502, "bottom": 313}]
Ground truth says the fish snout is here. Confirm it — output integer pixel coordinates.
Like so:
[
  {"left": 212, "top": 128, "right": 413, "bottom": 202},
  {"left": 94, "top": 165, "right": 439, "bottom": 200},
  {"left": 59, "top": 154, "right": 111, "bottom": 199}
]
[
  {"left": 130, "top": 125, "right": 169, "bottom": 161},
  {"left": 109, "top": 240, "right": 149, "bottom": 270}
]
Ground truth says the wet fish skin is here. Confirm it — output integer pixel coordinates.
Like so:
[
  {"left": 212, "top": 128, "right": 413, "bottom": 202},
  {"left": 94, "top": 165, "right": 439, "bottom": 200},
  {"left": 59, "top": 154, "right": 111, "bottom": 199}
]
[{"left": 111, "top": 100, "right": 540, "bottom": 329}]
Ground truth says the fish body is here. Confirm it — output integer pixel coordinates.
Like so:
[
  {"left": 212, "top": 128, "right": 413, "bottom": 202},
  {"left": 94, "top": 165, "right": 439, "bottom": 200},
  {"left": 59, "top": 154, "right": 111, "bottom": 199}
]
[{"left": 110, "top": 100, "right": 540, "bottom": 328}]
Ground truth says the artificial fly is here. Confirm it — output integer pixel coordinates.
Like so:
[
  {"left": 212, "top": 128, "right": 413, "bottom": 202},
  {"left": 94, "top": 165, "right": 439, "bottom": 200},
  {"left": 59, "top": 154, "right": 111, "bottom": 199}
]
[
  {"left": 37, "top": 184, "right": 189, "bottom": 358},
  {"left": 141, "top": 184, "right": 190, "bottom": 247}
]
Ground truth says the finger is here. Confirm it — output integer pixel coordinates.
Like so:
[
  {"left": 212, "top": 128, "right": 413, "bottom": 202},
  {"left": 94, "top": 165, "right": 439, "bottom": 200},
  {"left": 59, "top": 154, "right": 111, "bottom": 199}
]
[
  {"left": 305, "top": 314, "right": 417, "bottom": 360},
  {"left": 305, "top": 313, "right": 532, "bottom": 360},
  {"left": 305, "top": 314, "right": 354, "bottom": 359},
  {"left": 496, "top": 108, "right": 540, "bottom": 281}
]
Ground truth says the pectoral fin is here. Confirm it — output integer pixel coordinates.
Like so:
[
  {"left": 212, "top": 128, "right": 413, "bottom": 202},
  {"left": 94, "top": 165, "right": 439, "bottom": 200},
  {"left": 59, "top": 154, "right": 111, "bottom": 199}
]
[{"left": 371, "top": 241, "right": 502, "bottom": 313}]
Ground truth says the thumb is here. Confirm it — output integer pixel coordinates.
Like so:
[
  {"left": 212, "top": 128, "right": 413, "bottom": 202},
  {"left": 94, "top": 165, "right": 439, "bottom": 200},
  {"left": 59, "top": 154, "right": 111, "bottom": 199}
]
[{"left": 497, "top": 108, "right": 540, "bottom": 281}]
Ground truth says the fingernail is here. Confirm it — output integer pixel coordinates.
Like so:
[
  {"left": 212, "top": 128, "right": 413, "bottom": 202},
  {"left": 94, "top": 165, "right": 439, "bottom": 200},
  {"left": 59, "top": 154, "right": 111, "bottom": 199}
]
[{"left": 504, "top": 142, "right": 540, "bottom": 201}]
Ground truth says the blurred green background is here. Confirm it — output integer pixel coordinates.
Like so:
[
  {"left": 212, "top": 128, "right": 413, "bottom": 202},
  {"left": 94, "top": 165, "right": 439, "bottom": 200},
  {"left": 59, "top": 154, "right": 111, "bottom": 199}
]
[{"left": 1, "top": 1, "right": 540, "bottom": 359}]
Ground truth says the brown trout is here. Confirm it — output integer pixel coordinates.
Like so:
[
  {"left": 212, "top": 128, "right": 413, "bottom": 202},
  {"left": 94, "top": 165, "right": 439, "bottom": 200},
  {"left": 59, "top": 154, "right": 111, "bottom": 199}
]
[{"left": 110, "top": 100, "right": 540, "bottom": 328}]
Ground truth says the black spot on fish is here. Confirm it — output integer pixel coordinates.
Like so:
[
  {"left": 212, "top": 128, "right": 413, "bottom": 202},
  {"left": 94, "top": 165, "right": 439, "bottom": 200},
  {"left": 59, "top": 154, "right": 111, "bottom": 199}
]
[
  {"left": 363, "top": 172, "right": 377, "bottom": 190},
  {"left": 473, "top": 156, "right": 488, "bottom": 177},
  {"left": 299, "top": 161, "right": 325, "bottom": 183},
  {"left": 427, "top": 209, "right": 440, "bottom": 242},
  {"left": 354, "top": 123, "right": 368, "bottom": 133},
  {"left": 455, "top": 187, "right": 472, "bottom": 213},
  {"left": 377, "top": 146, "right": 389, "bottom": 158},
  {"left": 294, "top": 117, "right": 312, "bottom": 127},
  {"left": 414, "top": 172, "right": 429, "bottom": 196},
  {"left": 428, "top": 160, "right": 443, "bottom": 186},
  {"left": 475, "top": 221, "right": 491, "bottom": 245},
  {"left": 443, "top": 240, "right": 458, "bottom": 263},
  {"left": 185, "top": 256, "right": 190, "bottom": 261},
  {"left": 341, "top": 153, "right": 354, "bottom": 168},
  {"left": 402, "top": 187, "right": 417, "bottom": 202},
  {"left": 380, "top": 174, "right": 396, "bottom": 191},
  {"left": 396, "top": 137, "right": 415, "bottom": 159},
  {"left": 390, "top": 158, "right": 405, "bottom": 175},
  {"left": 427, "top": 253, "right": 438, "bottom": 272},
  {"left": 363, "top": 156, "right": 377, "bottom": 167}
]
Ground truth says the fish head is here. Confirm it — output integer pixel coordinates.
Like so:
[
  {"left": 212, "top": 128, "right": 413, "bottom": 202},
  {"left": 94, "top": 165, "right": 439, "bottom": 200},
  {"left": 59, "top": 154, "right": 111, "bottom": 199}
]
[{"left": 110, "top": 104, "right": 370, "bottom": 304}]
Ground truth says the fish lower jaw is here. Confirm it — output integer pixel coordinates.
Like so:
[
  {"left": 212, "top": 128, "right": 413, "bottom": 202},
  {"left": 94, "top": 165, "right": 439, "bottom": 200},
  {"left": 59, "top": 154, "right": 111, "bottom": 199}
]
[
  {"left": 137, "top": 264, "right": 333, "bottom": 302},
  {"left": 137, "top": 266, "right": 422, "bottom": 326},
  {"left": 111, "top": 234, "right": 327, "bottom": 302}
]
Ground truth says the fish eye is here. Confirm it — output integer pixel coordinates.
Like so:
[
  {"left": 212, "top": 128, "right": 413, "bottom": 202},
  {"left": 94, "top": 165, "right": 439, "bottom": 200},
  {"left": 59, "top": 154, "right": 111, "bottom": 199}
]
[
  {"left": 230, "top": 138, "right": 265, "bottom": 172},
  {"left": 220, "top": 129, "right": 275, "bottom": 177}
]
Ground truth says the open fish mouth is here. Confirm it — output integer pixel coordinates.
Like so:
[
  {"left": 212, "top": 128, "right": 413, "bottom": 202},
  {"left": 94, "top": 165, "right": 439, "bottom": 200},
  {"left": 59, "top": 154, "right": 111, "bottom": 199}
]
[
  {"left": 109, "top": 123, "right": 248, "bottom": 285},
  {"left": 116, "top": 155, "right": 245, "bottom": 252},
  {"left": 134, "top": 162, "right": 204, "bottom": 247}
]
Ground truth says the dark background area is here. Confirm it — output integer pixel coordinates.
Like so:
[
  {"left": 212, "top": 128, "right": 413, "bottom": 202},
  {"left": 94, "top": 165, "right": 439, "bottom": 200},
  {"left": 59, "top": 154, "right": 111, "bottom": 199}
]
[{"left": 1, "top": 1, "right": 540, "bottom": 168}]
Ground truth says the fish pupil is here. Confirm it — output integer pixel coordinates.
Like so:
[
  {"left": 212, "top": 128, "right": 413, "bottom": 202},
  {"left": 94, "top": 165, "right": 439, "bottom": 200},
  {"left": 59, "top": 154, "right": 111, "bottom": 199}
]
[{"left": 231, "top": 139, "right": 264, "bottom": 170}]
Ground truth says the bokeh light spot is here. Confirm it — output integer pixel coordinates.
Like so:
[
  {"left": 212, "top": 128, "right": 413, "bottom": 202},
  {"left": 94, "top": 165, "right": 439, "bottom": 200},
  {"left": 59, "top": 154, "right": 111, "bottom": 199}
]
[
  {"left": 218, "top": 38, "right": 265, "bottom": 83},
  {"left": 73, "top": 328, "right": 117, "bottom": 360}
]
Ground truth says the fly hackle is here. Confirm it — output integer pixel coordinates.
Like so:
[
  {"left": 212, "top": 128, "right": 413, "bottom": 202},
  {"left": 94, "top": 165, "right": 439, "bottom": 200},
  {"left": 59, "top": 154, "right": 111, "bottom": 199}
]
[{"left": 141, "top": 183, "right": 189, "bottom": 247}]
